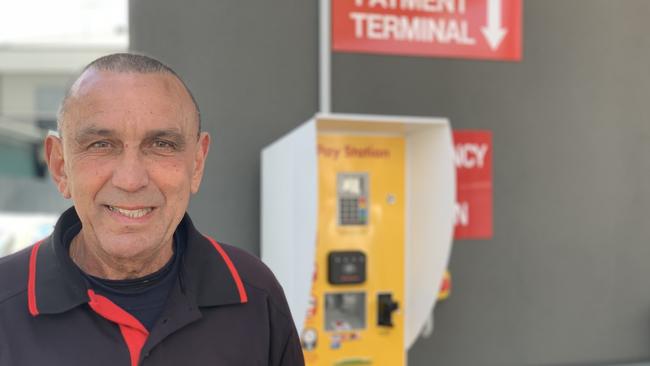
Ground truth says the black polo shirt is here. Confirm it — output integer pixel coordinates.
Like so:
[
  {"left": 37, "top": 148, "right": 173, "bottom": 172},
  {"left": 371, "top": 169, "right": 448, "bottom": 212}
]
[{"left": 0, "top": 207, "right": 305, "bottom": 366}]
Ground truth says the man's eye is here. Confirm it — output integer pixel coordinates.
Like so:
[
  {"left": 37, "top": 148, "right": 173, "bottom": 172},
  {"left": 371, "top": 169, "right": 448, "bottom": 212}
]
[
  {"left": 152, "top": 140, "right": 176, "bottom": 151},
  {"left": 89, "top": 141, "right": 112, "bottom": 150}
]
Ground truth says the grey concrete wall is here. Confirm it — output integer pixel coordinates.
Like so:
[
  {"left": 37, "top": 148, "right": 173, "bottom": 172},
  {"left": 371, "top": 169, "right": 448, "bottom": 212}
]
[{"left": 130, "top": 0, "right": 650, "bottom": 365}]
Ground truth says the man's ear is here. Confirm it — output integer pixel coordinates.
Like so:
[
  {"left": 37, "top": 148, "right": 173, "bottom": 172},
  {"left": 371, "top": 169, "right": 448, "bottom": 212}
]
[
  {"left": 44, "top": 135, "right": 71, "bottom": 199},
  {"left": 190, "top": 132, "right": 211, "bottom": 194}
]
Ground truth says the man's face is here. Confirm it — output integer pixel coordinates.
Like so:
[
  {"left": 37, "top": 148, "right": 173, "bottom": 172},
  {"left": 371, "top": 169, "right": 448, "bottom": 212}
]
[{"left": 46, "top": 70, "right": 209, "bottom": 262}]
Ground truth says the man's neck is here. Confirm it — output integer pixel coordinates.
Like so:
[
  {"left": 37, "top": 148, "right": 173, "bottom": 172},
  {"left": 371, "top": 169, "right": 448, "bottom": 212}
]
[{"left": 69, "top": 234, "right": 174, "bottom": 280}]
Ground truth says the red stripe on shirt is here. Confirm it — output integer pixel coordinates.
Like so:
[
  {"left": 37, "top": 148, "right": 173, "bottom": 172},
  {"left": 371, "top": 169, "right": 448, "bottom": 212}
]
[
  {"left": 87, "top": 289, "right": 149, "bottom": 366},
  {"left": 27, "top": 240, "right": 44, "bottom": 316},
  {"left": 204, "top": 236, "right": 248, "bottom": 303}
]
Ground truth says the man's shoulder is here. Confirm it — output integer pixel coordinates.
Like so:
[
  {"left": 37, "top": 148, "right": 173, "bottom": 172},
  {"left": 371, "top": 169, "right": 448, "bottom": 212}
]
[
  {"left": 218, "top": 242, "right": 281, "bottom": 291},
  {"left": 217, "top": 242, "right": 290, "bottom": 310},
  {"left": 0, "top": 245, "right": 33, "bottom": 304}
]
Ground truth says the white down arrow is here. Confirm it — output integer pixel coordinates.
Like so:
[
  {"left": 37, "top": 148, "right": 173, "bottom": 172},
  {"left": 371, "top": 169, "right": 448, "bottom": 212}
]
[{"left": 481, "top": 0, "right": 508, "bottom": 50}]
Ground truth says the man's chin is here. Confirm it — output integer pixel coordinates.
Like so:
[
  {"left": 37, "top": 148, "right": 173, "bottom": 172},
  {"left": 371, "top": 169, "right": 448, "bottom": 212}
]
[{"left": 98, "top": 237, "right": 162, "bottom": 260}]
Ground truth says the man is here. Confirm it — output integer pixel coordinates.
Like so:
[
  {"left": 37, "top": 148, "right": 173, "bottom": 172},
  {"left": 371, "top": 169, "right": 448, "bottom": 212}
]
[{"left": 0, "top": 53, "right": 305, "bottom": 365}]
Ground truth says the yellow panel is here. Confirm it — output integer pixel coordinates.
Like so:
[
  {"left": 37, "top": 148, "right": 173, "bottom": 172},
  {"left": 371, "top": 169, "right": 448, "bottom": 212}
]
[{"left": 302, "top": 134, "right": 405, "bottom": 366}]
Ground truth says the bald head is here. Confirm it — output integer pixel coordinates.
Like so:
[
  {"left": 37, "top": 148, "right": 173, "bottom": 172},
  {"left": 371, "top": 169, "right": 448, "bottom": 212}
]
[{"left": 57, "top": 53, "right": 201, "bottom": 136}]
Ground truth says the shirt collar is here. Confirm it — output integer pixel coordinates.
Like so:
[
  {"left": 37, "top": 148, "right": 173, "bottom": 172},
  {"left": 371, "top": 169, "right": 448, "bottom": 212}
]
[{"left": 28, "top": 206, "right": 247, "bottom": 316}]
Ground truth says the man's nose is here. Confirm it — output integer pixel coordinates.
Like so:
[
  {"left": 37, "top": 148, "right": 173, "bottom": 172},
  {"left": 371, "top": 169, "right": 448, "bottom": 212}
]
[{"left": 111, "top": 148, "right": 149, "bottom": 192}]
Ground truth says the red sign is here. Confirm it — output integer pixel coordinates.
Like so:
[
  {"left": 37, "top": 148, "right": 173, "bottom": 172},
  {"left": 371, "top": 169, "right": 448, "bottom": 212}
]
[
  {"left": 332, "top": 0, "right": 521, "bottom": 61},
  {"left": 453, "top": 130, "right": 493, "bottom": 239}
]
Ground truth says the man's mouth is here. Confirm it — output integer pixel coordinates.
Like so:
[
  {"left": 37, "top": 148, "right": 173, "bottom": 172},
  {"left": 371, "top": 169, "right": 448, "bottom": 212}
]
[{"left": 106, "top": 205, "right": 154, "bottom": 219}]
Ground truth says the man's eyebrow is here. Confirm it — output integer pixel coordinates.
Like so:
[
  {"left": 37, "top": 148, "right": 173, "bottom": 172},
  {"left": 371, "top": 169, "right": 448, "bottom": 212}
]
[
  {"left": 143, "top": 129, "right": 186, "bottom": 141},
  {"left": 74, "top": 127, "right": 116, "bottom": 142}
]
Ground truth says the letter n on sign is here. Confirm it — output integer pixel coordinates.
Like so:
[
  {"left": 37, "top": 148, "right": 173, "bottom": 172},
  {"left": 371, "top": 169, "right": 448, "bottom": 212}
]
[{"left": 453, "top": 130, "right": 493, "bottom": 239}]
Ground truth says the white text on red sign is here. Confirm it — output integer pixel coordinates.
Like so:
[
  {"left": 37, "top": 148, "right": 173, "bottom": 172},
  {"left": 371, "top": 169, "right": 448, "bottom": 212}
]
[
  {"left": 455, "top": 201, "right": 469, "bottom": 227},
  {"left": 349, "top": 0, "right": 475, "bottom": 45},
  {"left": 455, "top": 143, "right": 489, "bottom": 169}
]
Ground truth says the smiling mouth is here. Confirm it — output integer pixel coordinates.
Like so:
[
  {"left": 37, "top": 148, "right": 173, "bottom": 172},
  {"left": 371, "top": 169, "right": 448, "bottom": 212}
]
[{"left": 106, "top": 205, "right": 154, "bottom": 219}]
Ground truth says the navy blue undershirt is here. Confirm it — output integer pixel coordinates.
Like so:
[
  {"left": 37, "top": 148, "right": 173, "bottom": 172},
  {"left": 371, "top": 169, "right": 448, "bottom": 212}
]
[{"left": 63, "top": 223, "right": 182, "bottom": 331}]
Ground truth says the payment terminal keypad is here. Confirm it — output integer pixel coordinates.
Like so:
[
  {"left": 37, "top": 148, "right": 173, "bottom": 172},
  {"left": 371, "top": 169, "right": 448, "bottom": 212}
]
[{"left": 337, "top": 173, "right": 369, "bottom": 226}]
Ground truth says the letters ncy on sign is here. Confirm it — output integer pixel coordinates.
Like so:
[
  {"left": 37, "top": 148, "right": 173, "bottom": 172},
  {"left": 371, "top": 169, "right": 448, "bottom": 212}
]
[{"left": 453, "top": 130, "right": 493, "bottom": 240}]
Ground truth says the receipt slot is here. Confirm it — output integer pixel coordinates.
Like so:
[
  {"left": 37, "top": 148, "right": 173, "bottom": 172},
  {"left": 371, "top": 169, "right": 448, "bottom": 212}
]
[{"left": 262, "top": 114, "right": 455, "bottom": 365}]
